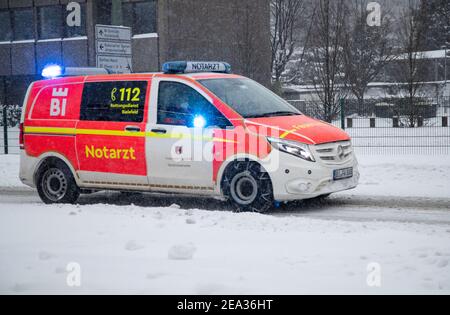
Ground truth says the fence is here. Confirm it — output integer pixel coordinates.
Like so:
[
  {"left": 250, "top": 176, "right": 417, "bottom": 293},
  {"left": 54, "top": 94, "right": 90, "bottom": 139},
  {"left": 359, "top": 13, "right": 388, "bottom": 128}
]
[
  {"left": 288, "top": 97, "right": 450, "bottom": 154},
  {"left": 1, "top": 105, "right": 21, "bottom": 155}
]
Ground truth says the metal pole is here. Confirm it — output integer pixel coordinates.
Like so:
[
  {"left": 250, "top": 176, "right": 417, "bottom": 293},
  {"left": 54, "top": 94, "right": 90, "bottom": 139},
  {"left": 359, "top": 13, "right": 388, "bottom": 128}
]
[
  {"left": 340, "top": 98, "right": 345, "bottom": 130},
  {"left": 2, "top": 105, "right": 8, "bottom": 155},
  {"left": 111, "top": 0, "right": 123, "bottom": 26},
  {"left": 444, "top": 46, "right": 447, "bottom": 93},
  {"left": 444, "top": 46, "right": 448, "bottom": 114}
]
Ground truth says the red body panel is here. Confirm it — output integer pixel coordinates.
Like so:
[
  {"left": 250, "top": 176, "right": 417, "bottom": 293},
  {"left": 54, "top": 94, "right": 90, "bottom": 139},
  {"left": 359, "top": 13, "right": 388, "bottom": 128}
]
[
  {"left": 245, "top": 115, "right": 350, "bottom": 145},
  {"left": 25, "top": 134, "right": 78, "bottom": 170},
  {"left": 24, "top": 80, "right": 81, "bottom": 169},
  {"left": 75, "top": 121, "right": 147, "bottom": 176}
]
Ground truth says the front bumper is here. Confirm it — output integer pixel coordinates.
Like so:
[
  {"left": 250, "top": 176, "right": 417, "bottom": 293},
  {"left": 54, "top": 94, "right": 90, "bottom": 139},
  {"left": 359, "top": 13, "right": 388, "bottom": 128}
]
[{"left": 261, "top": 149, "right": 359, "bottom": 202}]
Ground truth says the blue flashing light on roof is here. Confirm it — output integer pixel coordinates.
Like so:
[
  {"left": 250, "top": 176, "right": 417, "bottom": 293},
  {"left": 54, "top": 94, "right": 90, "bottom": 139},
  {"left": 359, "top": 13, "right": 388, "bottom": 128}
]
[
  {"left": 42, "top": 65, "right": 63, "bottom": 78},
  {"left": 163, "top": 61, "right": 232, "bottom": 74},
  {"left": 41, "top": 65, "right": 110, "bottom": 79}
]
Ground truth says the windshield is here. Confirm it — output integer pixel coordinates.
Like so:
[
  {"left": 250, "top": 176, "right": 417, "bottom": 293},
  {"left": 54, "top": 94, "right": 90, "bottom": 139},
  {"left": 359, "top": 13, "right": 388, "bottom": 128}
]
[{"left": 198, "top": 78, "right": 301, "bottom": 119}]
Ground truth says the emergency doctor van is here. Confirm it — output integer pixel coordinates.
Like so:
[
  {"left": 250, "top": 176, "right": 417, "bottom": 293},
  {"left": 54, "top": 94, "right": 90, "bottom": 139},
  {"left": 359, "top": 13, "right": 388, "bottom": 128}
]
[{"left": 20, "top": 62, "right": 359, "bottom": 212}]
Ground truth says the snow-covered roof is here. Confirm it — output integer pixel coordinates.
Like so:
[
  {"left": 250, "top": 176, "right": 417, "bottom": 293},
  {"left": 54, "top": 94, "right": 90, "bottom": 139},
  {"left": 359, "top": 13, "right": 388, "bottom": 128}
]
[{"left": 395, "top": 49, "right": 449, "bottom": 60}]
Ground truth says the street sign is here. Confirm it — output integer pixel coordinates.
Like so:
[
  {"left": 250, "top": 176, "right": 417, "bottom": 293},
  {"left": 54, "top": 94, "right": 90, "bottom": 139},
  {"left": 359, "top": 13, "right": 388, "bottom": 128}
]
[
  {"left": 96, "top": 55, "right": 132, "bottom": 74},
  {"left": 95, "top": 25, "right": 132, "bottom": 42},
  {"left": 96, "top": 41, "right": 132, "bottom": 56},
  {"left": 95, "top": 24, "right": 132, "bottom": 74}
]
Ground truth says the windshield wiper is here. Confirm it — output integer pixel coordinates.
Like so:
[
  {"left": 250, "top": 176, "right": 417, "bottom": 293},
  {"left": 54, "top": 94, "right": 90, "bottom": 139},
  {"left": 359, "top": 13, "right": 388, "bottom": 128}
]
[{"left": 245, "top": 111, "right": 301, "bottom": 118}]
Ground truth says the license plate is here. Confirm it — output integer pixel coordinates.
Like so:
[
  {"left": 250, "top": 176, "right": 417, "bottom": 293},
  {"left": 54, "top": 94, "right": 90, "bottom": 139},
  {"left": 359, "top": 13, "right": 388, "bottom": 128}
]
[{"left": 333, "top": 167, "right": 353, "bottom": 181}]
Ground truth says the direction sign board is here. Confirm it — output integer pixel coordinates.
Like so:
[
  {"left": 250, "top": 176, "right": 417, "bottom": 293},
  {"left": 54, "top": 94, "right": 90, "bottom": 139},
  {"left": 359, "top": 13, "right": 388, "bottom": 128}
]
[
  {"left": 95, "top": 25, "right": 133, "bottom": 74},
  {"left": 96, "top": 55, "right": 132, "bottom": 74},
  {"left": 95, "top": 25, "right": 132, "bottom": 42},
  {"left": 96, "top": 41, "right": 132, "bottom": 56}
]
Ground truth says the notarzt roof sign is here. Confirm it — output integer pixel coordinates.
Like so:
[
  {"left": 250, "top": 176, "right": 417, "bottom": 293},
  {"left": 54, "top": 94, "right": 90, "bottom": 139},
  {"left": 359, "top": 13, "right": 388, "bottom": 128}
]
[{"left": 163, "top": 61, "right": 232, "bottom": 74}]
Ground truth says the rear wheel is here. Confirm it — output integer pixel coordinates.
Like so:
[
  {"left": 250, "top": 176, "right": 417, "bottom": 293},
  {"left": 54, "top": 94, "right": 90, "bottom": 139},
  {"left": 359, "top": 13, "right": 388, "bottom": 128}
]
[
  {"left": 36, "top": 160, "right": 80, "bottom": 204},
  {"left": 222, "top": 160, "right": 274, "bottom": 213}
]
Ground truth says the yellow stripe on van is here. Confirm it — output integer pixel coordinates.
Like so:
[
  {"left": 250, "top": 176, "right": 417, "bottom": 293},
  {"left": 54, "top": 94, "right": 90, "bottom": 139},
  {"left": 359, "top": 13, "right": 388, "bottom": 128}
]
[
  {"left": 24, "top": 127, "right": 77, "bottom": 135},
  {"left": 280, "top": 129, "right": 297, "bottom": 139},
  {"left": 77, "top": 129, "right": 146, "bottom": 137},
  {"left": 24, "top": 126, "right": 236, "bottom": 143}
]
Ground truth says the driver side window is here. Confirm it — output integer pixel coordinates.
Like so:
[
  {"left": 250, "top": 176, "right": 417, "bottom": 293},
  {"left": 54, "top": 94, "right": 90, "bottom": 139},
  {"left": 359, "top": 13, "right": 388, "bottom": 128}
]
[{"left": 157, "top": 81, "right": 231, "bottom": 128}]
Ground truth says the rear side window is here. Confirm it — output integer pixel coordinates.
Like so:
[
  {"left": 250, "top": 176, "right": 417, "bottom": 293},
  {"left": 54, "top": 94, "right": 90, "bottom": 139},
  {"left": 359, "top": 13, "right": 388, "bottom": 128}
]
[{"left": 80, "top": 81, "right": 147, "bottom": 122}]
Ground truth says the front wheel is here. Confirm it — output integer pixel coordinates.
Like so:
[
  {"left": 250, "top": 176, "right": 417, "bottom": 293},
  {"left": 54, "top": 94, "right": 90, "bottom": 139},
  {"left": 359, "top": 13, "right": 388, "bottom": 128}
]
[
  {"left": 36, "top": 160, "right": 80, "bottom": 204},
  {"left": 222, "top": 161, "right": 274, "bottom": 213}
]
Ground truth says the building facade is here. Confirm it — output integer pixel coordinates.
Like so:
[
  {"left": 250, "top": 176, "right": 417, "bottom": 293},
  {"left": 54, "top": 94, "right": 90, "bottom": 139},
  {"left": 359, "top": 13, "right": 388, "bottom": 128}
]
[{"left": 0, "top": 0, "right": 271, "bottom": 107}]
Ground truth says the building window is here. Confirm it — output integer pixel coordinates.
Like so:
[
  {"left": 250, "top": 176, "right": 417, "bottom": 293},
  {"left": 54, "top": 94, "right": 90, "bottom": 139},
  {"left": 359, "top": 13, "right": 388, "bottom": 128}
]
[
  {"left": 13, "top": 8, "right": 34, "bottom": 41},
  {"left": 0, "top": 11, "right": 12, "bottom": 42},
  {"left": 38, "top": 6, "right": 63, "bottom": 40},
  {"left": 65, "top": 3, "right": 87, "bottom": 38},
  {"left": 123, "top": 1, "right": 157, "bottom": 35},
  {"left": 4, "top": 76, "right": 37, "bottom": 106}
]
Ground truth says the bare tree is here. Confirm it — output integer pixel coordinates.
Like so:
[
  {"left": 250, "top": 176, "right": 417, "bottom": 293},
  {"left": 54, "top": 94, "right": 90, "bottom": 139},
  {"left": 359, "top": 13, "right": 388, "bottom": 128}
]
[
  {"left": 232, "top": 2, "right": 265, "bottom": 84},
  {"left": 421, "top": 0, "right": 450, "bottom": 50},
  {"left": 236, "top": 3, "right": 257, "bottom": 78},
  {"left": 343, "top": 0, "right": 395, "bottom": 110},
  {"left": 305, "top": 0, "right": 347, "bottom": 122},
  {"left": 394, "top": 0, "right": 430, "bottom": 127},
  {"left": 270, "top": 0, "right": 306, "bottom": 93}
]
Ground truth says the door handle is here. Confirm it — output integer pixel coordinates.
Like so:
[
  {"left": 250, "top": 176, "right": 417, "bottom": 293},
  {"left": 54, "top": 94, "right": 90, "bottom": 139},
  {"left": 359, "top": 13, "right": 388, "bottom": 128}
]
[
  {"left": 151, "top": 128, "right": 167, "bottom": 134},
  {"left": 125, "top": 126, "right": 141, "bottom": 132}
]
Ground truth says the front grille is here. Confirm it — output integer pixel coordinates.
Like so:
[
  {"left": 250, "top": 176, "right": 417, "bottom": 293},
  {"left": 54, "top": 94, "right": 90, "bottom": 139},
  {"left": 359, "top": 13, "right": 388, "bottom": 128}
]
[{"left": 313, "top": 141, "right": 353, "bottom": 165}]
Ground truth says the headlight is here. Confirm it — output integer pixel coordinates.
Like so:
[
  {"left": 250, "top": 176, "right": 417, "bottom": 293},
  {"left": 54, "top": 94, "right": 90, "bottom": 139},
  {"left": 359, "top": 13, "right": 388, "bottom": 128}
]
[{"left": 267, "top": 137, "right": 315, "bottom": 162}]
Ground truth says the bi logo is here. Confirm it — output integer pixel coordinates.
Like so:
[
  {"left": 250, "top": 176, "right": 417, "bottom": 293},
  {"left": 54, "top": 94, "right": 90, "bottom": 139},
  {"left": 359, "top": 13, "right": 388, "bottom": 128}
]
[{"left": 50, "top": 88, "right": 69, "bottom": 117}]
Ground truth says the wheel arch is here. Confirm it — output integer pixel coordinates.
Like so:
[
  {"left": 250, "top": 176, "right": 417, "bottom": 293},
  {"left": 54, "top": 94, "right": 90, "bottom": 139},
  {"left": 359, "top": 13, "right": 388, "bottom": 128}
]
[{"left": 33, "top": 152, "right": 80, "bottom": 187}]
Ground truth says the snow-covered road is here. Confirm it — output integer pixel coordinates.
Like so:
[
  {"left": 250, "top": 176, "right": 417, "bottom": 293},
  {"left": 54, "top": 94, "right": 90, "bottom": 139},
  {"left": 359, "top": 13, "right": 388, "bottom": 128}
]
[
  {"left": 0, "top": 193, "right": 449, "bottom": 294},
  {"left": 1, "top": 190, "right": 450, "bottom": 225},
  {"left": 1, "top": 154, "right": 449, "bottom": 294}
]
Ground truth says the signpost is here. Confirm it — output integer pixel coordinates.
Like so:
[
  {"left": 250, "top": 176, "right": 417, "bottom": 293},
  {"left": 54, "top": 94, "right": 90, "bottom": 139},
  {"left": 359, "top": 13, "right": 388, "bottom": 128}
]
[{"left": 95, "top": 25, "right": 132, "bottom": 74}]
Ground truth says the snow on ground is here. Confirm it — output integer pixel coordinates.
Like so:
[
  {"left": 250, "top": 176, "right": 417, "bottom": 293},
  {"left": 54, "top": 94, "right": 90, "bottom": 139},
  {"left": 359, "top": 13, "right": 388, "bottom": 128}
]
[
  {"left": 349, "top": 155, "right": 450, "bottom": 199},
  {"left": 0, "top": 203, "right": 449, "bottom": 294},
  {"left": 0, "top": 154, "right": 24, "bottom": 189},
  {"left": 0, "top": 127, "right": 20, "bottom": 155},
  {"left": 0, "top": 154, "right": 449, "bottom": 294}
]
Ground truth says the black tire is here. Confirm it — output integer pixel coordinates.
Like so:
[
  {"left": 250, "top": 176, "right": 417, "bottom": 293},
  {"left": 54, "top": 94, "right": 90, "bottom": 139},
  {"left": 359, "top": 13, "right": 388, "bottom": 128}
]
[
  {"left": 222, "top": 160, "right": 274, "bottom": 213},
  {"left": 36, "top": 159, "right": 80, "bottom": 204}
]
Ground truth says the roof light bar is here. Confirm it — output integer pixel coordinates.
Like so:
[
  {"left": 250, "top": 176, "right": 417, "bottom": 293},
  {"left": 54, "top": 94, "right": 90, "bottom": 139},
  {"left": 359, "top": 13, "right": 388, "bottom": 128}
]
[
  {"left": 163, "top": 61, "right": 232, "bottom": 74},
  {"left": 41, "top": 65, "right": 110, "bottom": 78},
  {"left": 64, "top": 67, "right": 110, "bottom": 76},
  {"left": 41, "top": 65, "right": 63, "bottom": 78}
]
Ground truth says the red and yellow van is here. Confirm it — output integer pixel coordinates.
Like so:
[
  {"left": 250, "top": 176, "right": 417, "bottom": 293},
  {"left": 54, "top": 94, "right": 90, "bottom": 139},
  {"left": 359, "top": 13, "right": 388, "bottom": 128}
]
[{"left": 20, "top": 62, "right": 359, "bottom": 212}]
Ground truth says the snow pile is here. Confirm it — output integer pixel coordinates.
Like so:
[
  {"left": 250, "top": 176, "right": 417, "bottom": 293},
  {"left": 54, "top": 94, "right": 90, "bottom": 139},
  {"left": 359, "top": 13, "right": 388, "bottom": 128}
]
[
  {"left": 0, "top": 203, "right": 449, "bottom": 294},
  {"left": 125, "top": 240, "right": 145, "bottom": 252},
  {"left": 168, "top": 243, "right": 197, "bottom": 260}
]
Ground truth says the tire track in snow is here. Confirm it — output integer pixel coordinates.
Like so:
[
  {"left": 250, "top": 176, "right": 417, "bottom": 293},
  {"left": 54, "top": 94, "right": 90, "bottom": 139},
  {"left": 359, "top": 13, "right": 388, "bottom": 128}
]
[{"left": 0, "top": 190, "right": 449, "bottom": 225}]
